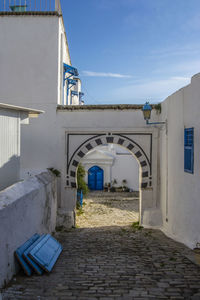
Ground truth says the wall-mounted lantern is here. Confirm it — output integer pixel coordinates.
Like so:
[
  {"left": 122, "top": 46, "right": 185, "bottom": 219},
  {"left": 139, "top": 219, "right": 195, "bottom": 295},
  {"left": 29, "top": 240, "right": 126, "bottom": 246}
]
[{"left": 142, "top": 102, "right": 165, "bottom": 125}]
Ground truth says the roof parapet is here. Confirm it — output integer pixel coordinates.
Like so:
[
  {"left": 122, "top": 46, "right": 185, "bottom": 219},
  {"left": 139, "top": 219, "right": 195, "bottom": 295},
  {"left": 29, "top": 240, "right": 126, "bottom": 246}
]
[
  {"left": 0, "top": 103, "right": 44, "bottom": 117},
  {"left": 0, "top": 0, "right": 62, "bottom": 14}
]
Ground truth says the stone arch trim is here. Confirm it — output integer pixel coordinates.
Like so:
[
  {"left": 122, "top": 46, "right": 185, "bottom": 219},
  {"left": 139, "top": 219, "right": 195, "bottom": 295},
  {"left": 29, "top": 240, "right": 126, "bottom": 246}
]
[{"left": 67, "top": 133, "right": 151, "bottom": 189}]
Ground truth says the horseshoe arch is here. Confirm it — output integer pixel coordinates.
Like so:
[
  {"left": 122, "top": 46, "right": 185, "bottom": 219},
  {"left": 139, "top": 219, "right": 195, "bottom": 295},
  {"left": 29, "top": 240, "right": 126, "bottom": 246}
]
[{"left": 66, "top": 133, "right": 152, "bottom": 190}]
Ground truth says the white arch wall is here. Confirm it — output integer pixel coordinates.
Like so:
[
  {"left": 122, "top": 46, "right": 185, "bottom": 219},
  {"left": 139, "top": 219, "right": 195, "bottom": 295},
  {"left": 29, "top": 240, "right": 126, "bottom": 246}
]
[
  {"left": 112, "top": 153, "right": 139, "bottom": 191},
  {"left": 55, "top": 108, "right": 162, "bottom": 228},
  {"left": 67, "top": 134, "right": 151, "bottom": 189},
  {"left": 56, "top": 128, "right": 162, "bottom": 229}
]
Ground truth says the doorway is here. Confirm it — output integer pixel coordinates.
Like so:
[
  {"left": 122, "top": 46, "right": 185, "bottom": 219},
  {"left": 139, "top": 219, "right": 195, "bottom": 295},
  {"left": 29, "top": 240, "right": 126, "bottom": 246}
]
[{"left": 88, "top": 166, "right": 104, "bottom": 191}]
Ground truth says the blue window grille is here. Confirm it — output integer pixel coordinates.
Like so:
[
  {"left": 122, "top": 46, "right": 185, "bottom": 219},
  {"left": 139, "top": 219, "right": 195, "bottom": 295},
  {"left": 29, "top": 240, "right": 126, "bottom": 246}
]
[
  {"left": 63, "top": 63, "right": 79, "bottom": 105},
  {"left": 184, "top": 128, "right": 194, "bottom": 173},
  {"left": 79, "top": 92, "right": 84, "bottom": 105}
]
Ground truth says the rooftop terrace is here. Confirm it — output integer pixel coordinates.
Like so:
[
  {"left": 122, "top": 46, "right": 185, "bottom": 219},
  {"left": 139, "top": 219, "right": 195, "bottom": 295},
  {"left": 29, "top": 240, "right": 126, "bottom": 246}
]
[{"left": 0, "top": 0, "right": 61, "bottom": 14}]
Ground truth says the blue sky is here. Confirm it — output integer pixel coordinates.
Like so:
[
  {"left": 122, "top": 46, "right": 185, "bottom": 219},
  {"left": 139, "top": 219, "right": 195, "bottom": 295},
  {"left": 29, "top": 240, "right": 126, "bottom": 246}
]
[{"left": 61, "top": 0, "right": 200, "bottom": 105}]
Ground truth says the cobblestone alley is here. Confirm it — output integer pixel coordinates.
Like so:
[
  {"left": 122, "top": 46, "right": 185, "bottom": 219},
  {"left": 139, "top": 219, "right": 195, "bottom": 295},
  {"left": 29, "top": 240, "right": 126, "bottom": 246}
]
[{"left": 1, "top": 192, "right": 200, "bottom": 299}]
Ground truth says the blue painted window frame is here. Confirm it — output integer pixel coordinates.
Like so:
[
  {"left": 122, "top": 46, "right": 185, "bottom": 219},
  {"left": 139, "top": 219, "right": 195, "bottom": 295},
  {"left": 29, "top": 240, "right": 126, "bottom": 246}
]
[{"left": 184, "top": 127, "right": 194, "bottom": 174}]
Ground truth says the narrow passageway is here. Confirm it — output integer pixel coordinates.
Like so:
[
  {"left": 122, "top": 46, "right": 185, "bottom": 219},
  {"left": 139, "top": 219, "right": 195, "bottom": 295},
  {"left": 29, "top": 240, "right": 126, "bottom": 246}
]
[
  {"left": 2, "top": 224, "right": 200, "bottom": 299},
  {"left": 2, "top": 194, "right": 200, "bottom": 299},
  {"left": 76, "top": 191, "right": 139, "bottom": 228}
]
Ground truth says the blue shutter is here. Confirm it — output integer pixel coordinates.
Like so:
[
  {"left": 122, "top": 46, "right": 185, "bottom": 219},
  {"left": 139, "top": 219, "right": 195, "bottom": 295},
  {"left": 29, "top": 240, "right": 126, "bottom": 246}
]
[
  {"left": 23, "top": 235, "right": 45, "bottom": 275},
  {"left": 28, "top": 234, "right": 62, "bottom": 273},
  {"left": 184, "top": 128, "right": 194, "bottom": 173},
  {"left": 15, "top": 234, "right": 40, "bottom": 276}
]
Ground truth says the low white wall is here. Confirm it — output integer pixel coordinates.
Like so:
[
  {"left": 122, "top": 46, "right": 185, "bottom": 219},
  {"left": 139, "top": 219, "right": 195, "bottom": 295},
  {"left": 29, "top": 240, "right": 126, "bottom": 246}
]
[{"left": 0, "top": 171, "right": 57, "bottom": 288}]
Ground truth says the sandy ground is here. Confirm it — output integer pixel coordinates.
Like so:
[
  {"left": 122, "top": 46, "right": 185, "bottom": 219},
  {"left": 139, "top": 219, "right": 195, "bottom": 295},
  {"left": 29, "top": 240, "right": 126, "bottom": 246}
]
[{"left": 76, "top": 191, "right": 139, "bottom": 228}]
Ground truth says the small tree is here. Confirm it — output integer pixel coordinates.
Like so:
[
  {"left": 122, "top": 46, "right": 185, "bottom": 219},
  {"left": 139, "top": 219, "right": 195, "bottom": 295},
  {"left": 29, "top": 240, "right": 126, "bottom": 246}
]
[{"left": 77, "top": 163, "right": 89, "bottom": 195}]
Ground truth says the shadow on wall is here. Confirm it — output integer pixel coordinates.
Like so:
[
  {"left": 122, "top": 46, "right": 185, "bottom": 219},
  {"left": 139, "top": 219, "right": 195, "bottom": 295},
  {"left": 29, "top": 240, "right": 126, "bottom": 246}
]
[{"left": 0, "top": 155, "right": 20, "bottom": 191}]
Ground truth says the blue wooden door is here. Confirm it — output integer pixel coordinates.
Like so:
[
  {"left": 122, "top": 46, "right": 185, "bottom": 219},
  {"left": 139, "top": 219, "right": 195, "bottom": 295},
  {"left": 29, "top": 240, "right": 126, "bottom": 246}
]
[
  {"left": 88, "top": 166, "right": 104, "bottom": 190},
  {"left": 88, "top": 168, "right": 96, "bottom": 190}
]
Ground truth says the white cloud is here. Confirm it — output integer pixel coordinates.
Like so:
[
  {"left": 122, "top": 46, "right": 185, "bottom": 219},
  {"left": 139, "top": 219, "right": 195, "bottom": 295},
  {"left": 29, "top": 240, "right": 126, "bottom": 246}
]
[
  {"left": 152, "top": 60, "right": 200, "bottom": 76},
  {"left": 82, "top": 70, "right": 132, "bottom": 78},
  {"left": 150, "top": 46, "right": 200, "bottom": 59},
  {"left": 171, "top": 76, "right": 190, "bottom": 81},
  {"left": 110, "top": 76, "right": 191, "bottom": 103}
]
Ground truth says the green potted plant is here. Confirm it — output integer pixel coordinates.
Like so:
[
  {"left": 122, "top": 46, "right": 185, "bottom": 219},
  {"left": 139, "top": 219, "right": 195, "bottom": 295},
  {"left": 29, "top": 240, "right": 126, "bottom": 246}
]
[
  {"left": 122, "top": 179, "right": 127, "bottom": 192},
  {"left": 104, "top": 183, "right": 108, "bottom": 192},
  {"left": 110, "top": 178, "right": 117, "bottom": 192}
]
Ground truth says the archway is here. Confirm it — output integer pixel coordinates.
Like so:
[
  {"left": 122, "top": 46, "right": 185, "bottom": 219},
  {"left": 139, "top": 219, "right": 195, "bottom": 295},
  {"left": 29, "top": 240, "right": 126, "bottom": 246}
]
[
  {"left": 62, "top": 132, "right": 155, "bottom": 226},
  {"left": 67, "top": 133, "right": 151, "bottom": 190},
  {"left": 57, "top": 130, "right": 161, "bottom": 229},
  {"left": 77, "top": 143, "right": 140, "bottom": 228},
  {"left": 88, "top": 166, "right": 104, "bottom": 191}
]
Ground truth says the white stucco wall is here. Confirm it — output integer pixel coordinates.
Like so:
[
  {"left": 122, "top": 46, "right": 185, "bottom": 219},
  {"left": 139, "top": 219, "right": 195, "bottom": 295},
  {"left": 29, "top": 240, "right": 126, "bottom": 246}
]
[
  {"left": 112, "top": 152, "right": 139, "bottom": 191},
  {"left": 0, "top": 15, "right": 71, "bottom": 200},
  {"left": 0, "top": 109, "right": 20, "bottom": 191},
  {"left": 0, "top": 16, "right": 59, "bottom": 106},
  {"left": 0, "top": 104, "right": 42, "bottom": 191},
  {"left": 0, "top": 171, "right": 57, "bottom": 288},
  {"left": 58, "top": 17, "right": 72, "bottom": 105},
  {"left": 159, "top": 73, "right": 200, "bottom": 249},
  {"left": 0, "top": 15, "right": 59, "bottom": 172}
]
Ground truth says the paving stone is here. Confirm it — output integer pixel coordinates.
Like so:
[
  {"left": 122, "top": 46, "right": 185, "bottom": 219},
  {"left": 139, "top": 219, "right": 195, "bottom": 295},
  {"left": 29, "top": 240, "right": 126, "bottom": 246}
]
[{"left": 2, "top": 193, "right": 200, "bottom": 299}]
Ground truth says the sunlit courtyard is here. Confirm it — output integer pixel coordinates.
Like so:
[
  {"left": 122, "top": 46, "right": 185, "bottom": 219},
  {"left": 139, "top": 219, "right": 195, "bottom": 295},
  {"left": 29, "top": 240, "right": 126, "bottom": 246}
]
[{"left": 76, "top": 192, "right": 139, "bottom": 228}]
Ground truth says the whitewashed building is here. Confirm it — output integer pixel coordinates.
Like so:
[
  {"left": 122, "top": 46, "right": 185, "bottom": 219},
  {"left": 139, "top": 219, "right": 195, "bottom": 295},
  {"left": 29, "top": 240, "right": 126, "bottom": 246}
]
[
  {"left": 1, "top": 1, "right": 200, "bottom": 251},
  {"left": 0, "top": 103, "right": 43, "bottom": 191},
  {"left": 81, "top": 144, "right": 139, "bottom": 191},
  {"left": 0, "top": 0, "right": 83, "bottom": 177},
  {"left": 0, "top": 0, "right": 85, "bottom": 225},
  {"left": 159, "top": 73, "right": 200, "bottom": 249}
]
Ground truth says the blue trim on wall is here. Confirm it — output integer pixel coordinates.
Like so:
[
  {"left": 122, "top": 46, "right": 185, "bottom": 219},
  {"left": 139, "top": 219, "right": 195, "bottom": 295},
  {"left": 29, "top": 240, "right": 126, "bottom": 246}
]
[{"left": 184, "top": 127, "right": 194, "bottom": 174}]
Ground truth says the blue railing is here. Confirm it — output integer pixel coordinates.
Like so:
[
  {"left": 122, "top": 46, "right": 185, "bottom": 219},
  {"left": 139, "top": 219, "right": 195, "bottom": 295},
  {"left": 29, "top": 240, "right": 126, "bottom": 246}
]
[{"left": 0, "top": 0, "right": 61, "bottom": 13}]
